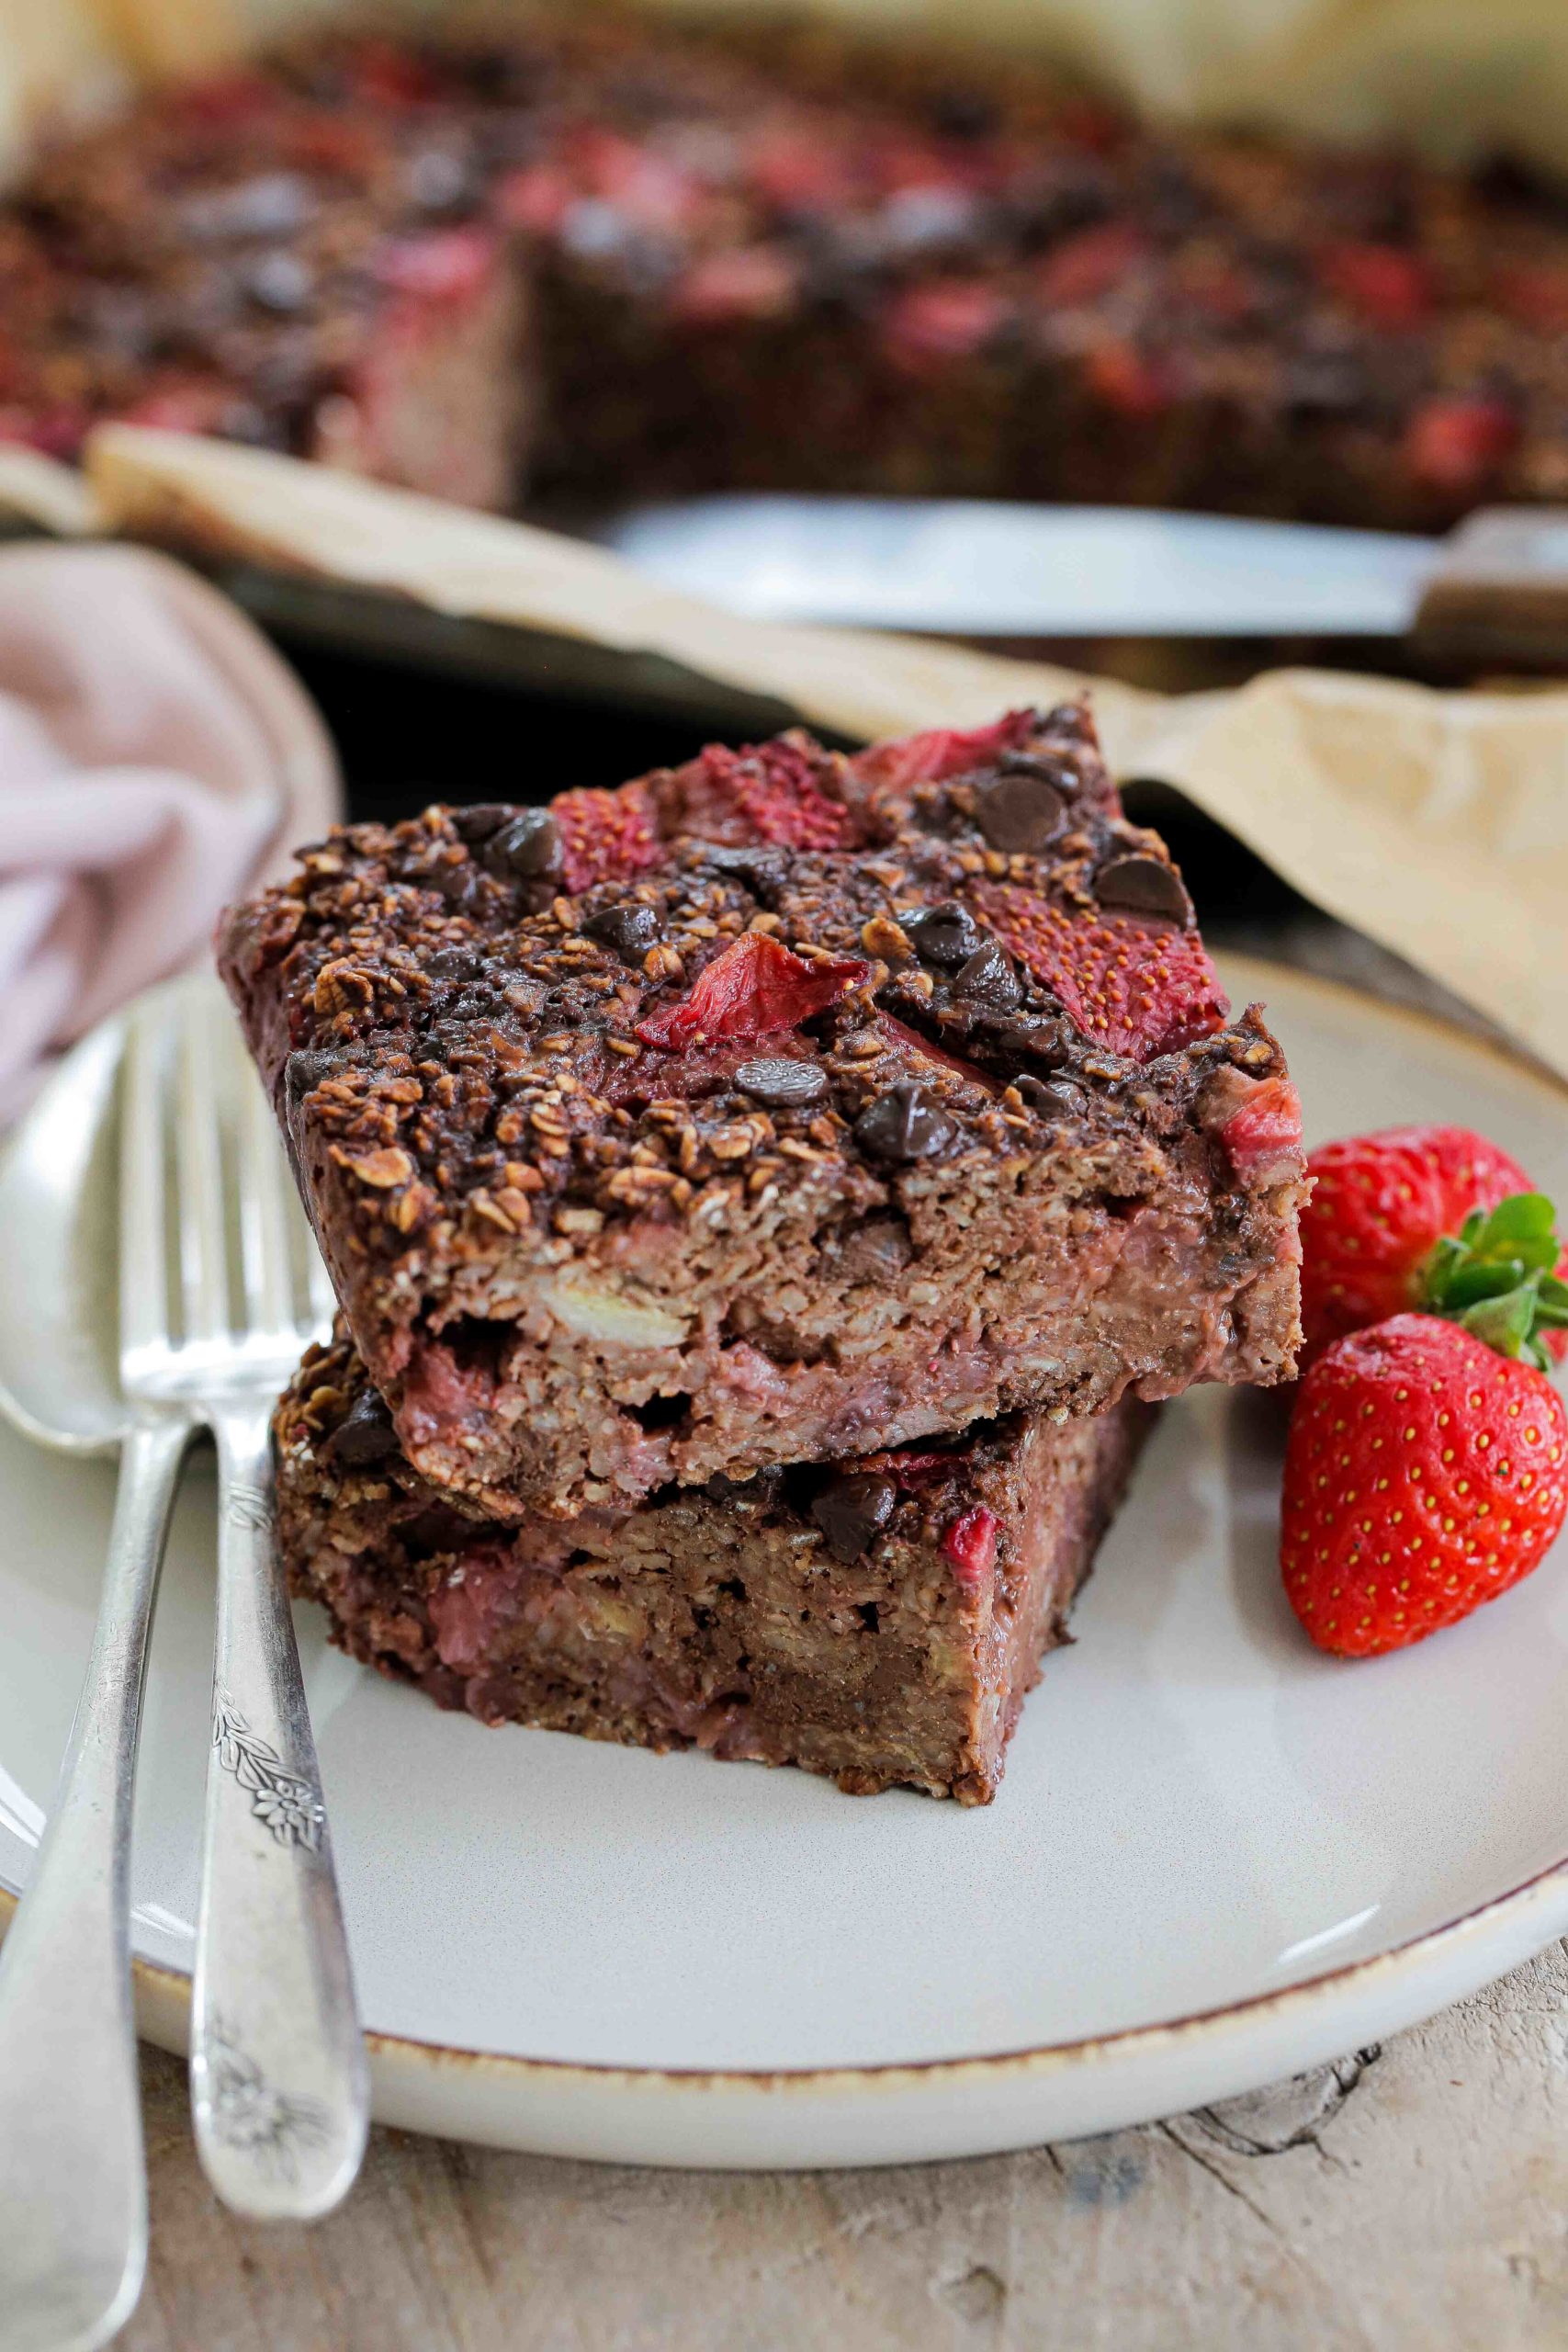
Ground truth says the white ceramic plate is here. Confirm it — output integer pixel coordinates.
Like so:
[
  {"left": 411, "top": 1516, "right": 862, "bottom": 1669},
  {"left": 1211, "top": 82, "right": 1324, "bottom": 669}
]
[{"left": 3, "top": 956, "right": 1566, "bottom": 2169}]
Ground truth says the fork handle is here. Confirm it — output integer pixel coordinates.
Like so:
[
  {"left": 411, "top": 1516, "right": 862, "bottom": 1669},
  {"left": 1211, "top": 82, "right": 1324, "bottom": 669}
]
[
  {"left": 0, "top": 1413, "right": 192, "bottom": 2352},
  {"left": 191, "top": 1403, "right": 367, "bottom": 2220}
]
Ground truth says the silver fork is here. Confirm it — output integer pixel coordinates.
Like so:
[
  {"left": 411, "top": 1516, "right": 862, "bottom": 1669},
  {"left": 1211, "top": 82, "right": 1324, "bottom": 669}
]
[
  {"left": 0, "top": 976, "right": 367, "bottom": 2349},
  {"left": 125, "top": 980, "right": 368, "bottom": 2221}
]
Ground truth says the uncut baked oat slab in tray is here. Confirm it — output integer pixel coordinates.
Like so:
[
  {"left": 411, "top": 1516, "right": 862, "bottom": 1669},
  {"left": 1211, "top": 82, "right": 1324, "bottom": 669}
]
[
  {"left": 276, "top": 1329, "right": 1151, "bottom": 1804},
  {"left": 221, "top": 699, "right": 1304, "bottom": 1518}
]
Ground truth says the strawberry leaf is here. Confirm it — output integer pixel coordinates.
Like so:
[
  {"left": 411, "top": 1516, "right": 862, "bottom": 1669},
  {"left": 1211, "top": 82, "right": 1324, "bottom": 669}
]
[{"left": 1420, "top": 1187, "right": 1567, "bottom": 1363}]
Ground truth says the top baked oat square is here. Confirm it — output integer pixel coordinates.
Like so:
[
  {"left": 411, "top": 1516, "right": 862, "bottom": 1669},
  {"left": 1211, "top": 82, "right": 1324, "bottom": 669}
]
[{"left": 220, "top": 699, "right": 1304, "bottom": 1514}]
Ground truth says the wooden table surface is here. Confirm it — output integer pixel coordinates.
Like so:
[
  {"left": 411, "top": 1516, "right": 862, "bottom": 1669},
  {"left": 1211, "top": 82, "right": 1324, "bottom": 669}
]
[
  {"left": 56, "top": 922, "right": 1568, "bottom": 2350},
  {"left": 124, "top": 1941, "right": 1568, "bottom": 2352}
]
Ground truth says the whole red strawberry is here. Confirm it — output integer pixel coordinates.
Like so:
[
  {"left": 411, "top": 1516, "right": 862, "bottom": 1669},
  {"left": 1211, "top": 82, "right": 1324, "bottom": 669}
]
[
  {"left": 1281, "top": 1314, "right": 1567, "bottom": 1657},
  {"left": 1300, "top": 1125, "right": 1568, "bottom": 1366}
]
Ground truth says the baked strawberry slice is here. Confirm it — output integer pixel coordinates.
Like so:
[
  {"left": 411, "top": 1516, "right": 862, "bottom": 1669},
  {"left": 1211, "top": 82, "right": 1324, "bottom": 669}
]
[
  {"left": 973, "top": 881, "right": 1228, "bottom": 1061},
  {"left": 1280, "top": 1314, "right": 1568, "bottom": 1657},
  {"left": 942, "top": 1503, "right": 1000, "bottom": 1588},
  {"left": 672, "top": 737, "right": 854, "bottom": 851},
  {"left": 851, "top": 710, "right": 1041, "bottom": 794},
  {"left": 1299, "top": 1125, "right": 1568, "bottom": 1365},
  {"left": 552, "top": 782, "right": 664, "bottom": 894},
  {"left": 637, "top": 932, "right": 872, "bottom": 1052}
]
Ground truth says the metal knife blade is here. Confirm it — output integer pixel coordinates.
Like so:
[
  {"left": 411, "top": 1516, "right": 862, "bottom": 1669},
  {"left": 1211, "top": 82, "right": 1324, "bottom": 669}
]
[{"left": 591, "top": 495, "right": 1439, "bottom": 638}]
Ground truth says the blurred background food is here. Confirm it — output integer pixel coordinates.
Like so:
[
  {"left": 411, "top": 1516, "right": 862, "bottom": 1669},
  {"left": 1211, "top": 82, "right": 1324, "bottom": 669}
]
[
  {"left": 3, "top": 0, "right": 1565, "bottom": 1057},
  {"left": 3, "top": 0, "right": 1568, "bottom": 534}
]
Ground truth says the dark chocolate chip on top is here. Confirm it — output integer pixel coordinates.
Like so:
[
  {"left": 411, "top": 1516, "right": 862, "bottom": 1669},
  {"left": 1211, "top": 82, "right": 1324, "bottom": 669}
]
[
  {"left": 734, "top": 1057, "right": 828, "bottom": 1108},
  {"left": 953, "top": 937, "right": 1021, "bottom": 1012},
  {"left": 483, "top": 808, "right": 562, "bottom": 881},
  {"left": 1017, "top": 1073, "right": 1088, "bottom": 1118},
  {"left": 583, "top": 902, "right": 663, "bottom": 962},
  {"left": 812, "top": 1473, "right": 898, "bottom": 1564},
  {"left": 450, "top": 803, "right": 514, "bottom": 845},
  {"left": 855, "top": 1081, "right": 956, "bottom": 1162},
  {"left": 1093, "top": 853, "right": 1191, "bottom": 923},
  {"left": 903, "top": 900, "right": 983, "bottom": 968},
  {"left": 974, "top": 765, "right": 1067, "bottom": 853}
]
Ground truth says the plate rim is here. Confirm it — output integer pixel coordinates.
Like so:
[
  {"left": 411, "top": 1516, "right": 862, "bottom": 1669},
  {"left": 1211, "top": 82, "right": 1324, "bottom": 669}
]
[{"left": 4, "top": 952, "right": 1566, "bottom": 2106}]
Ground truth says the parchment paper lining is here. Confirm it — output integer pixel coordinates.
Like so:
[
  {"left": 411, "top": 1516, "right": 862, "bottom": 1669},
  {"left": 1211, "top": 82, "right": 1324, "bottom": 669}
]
[{"left": 40, "top": 424, "right": 1568, "bottom": 1085}]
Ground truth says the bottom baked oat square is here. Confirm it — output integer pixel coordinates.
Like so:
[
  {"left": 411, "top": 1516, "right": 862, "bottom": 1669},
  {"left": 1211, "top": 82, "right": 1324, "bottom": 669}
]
[{"left": 276, "top": 1331, "right": 1151, "bottom": 1804}]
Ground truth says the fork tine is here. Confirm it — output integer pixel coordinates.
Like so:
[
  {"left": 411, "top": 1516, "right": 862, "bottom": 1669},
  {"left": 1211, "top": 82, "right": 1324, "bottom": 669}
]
[
  {"left": 231, "top": 1020, "right": 299, "bottom": 1345},
  {"left": 173, "top": 982, "right": 231, "bottom": 1351},
  {"left": 118, "top": 995, "right": 172, "bottom": 1382}
]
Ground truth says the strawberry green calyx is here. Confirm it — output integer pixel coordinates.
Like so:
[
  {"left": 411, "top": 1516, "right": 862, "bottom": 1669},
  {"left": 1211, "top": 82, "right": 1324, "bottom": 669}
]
[{"left": 1419, "top": 1192, "right": 1568, "bottom": 1370}]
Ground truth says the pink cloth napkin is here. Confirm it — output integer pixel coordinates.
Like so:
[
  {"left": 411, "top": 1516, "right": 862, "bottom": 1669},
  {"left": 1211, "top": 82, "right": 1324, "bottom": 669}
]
[{"left": 0, "top": 542, "right": 340, "bottom": 1119}]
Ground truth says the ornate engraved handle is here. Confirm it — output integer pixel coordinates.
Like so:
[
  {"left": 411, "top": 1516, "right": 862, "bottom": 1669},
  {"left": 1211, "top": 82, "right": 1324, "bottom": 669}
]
[
  {"left": 0, "top": 1413, "right": 192, "bottom": 2352},
  {"left": 190, "top": 1404, "right": 367, "bottom": 2218}
]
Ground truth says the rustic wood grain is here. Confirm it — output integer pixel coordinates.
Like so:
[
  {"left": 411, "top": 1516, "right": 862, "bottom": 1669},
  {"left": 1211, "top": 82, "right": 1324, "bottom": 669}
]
[{"left": 119, "top": 1940, "right": 1568, "bottom": 2352}]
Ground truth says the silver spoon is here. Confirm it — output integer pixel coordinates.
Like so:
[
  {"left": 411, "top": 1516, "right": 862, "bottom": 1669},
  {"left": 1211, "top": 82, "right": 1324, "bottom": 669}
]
[{"left": 0, "top": 979, "right": 367, "bottom": 2352}]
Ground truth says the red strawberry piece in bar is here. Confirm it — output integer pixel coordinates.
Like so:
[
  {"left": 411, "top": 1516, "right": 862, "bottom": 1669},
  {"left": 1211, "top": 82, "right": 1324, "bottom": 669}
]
[
  {"left": 973, "top": 881, "right": 1229, "bottom": 1061},
  {"left": 276, "top": 1329, "right": 1154, "bottom": 1804},
  {"left": 221, "top": 699, "right": 1302, "bottom": 1516},
  {"left": 671, "top": 738, "right": 857, "bottom": 851},
  {"left": 551, "top": 782, "right": 664, "bottom": 893},
  {"left": 636, "top": 932, "right": 872, "bottom": 1051}
]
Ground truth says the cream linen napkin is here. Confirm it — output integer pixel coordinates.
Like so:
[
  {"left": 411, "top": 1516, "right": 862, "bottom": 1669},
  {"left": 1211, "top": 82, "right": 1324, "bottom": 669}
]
[
  {"left": 69, "top": 425, "right": 1568, "bottom": 1085},
  {"left": 0, "top": 537, "right": 340, "bottom": 1118}
]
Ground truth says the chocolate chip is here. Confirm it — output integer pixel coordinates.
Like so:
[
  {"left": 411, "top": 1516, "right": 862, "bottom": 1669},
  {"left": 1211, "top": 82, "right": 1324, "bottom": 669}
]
[
  {"left": 953, "top": 939, "right": 1021, "bottom": 1012},
  {"left": 734, "top": 1057, "right": 828, "bottom": 1109},
  {"left": 903, "top": 901, "right": 982, "bottom": 969},
  {"left": 974, "top": 768, "right": 1066, "bottom": 853},
  {"left": 427, "top": 944, "right": 482, "bottom": 982},
  {"left": 700, "top": 844, "right": 788, "bottom": 903},
  {"left": 451, "top": 803, "right": 513, "bottom": 844},
  {"left": 483, "top": 808, "right": 561, "bottom": 882},
  {"left": 1093, "top": 854, "right": 1192, "bottom": 923},
  {"left": 582, "top": 902, "right": 662, "bottom": 962},
  {"left": 704, "top": 1464, "right": 785, "bottom": 1508},
  {"left": 323, "top": 1388, "right": 400, "bottom": 1467},
  {"left": 812, "top": 1474, "right": 897, "bottom": 1564},
  {"left": 1017, "top": 1074, "right": 1088, "bottom": 1118},
  {"left": 426, "top": 860, "right": 479, "bottom": 907},
  {"left": 855, "top": 1082, "right": 956, "bottom": 1161}
]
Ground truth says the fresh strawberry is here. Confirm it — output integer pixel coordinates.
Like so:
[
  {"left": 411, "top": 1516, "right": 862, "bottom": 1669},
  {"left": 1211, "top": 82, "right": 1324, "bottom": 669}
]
[
  {"left": 1280, "top": 1314, "right": 1567, "bottom": 1656},
  {"left": 972, "top": 881, "right": 1228, "bottom": 1060},
  {"left": 851, "top": 709, "right": 1040, "bottom": 794},
  {"left": 637, "top": 933, "right": 871, "bottom": 1052},
  {"left": 1299, "top": 1125, "right": 1568, "bottom": 1366},
  {"left": 552, "top": 782, "right": 664, "bottom": 894},
  {"left": 942, "top": 1503, "right": 999, "bottom": 1587},
  {"left": 675, "top": 738, "right": 853, "bottom": 850}
]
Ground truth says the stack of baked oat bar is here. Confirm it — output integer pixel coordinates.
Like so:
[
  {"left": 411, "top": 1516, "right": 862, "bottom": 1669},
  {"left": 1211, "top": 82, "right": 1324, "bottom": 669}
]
[{"left": 222, "top": 700, "right": 1305, "bottom": 1802}]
